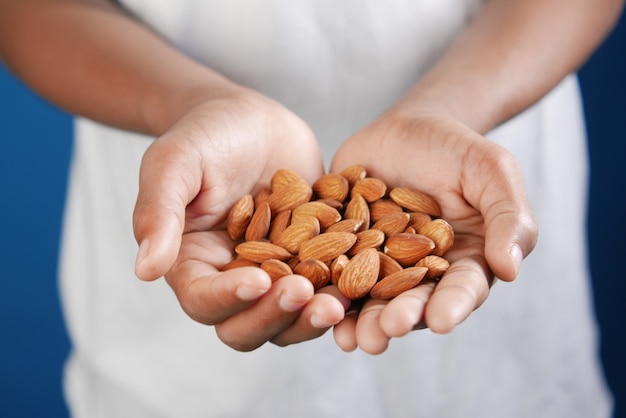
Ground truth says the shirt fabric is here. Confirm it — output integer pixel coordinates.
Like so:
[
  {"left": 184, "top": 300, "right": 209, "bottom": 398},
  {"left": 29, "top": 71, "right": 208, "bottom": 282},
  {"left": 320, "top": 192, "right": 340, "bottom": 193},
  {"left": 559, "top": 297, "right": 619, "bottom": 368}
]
[{"left": 59, "top": 1, "right": 612, "bottom": 417}]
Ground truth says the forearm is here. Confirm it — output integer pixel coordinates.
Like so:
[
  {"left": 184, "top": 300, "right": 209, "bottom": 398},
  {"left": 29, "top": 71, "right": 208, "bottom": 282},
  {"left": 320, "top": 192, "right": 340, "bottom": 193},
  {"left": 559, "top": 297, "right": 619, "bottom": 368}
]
[
  {"left": 392, "top": 0, "right": 624, "bottom": 134},
  {"left": 0, "top": 0, "right": 238, "bottom": 136}
]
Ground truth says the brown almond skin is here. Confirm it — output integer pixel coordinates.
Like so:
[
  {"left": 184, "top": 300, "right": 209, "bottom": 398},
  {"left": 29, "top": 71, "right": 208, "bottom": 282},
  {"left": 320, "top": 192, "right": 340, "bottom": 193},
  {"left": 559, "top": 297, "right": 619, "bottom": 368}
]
[
  {"left": 325, "top": 218, "right": 364, "bottom": 234},
  {"left": 312, "top": 173, "right": 350, "bottom": 202},
  {"left": 347, "top": 229, "right": 385, "bottom": 256},
  {"left": 371, "top": 212, "right": 411, "bottom": 237},
  {"left": 268, "top": 181, "right": 313, "bottom": 214},
  {"left": 384, "top": 233, "right": 435, "bottom": 266},
  {"left": 344, "top": 193, "right": 370, "bottom": 232},
  {"left": 294, "top": 259, "right": 331, "bottom": 290},
  {"left": 339, "top": 165, "right": 367, "bottom": 186},
  {"left": 271, "top": 168, "right": 308, "bottom": 193},
  {"left": 292, "top": 201, "right": 342, "bottom": 229},
  {"left": 235, "top": 241, "right": 293, "bottom": 263},
  {"left": 369, "top": 199, "right": 403, "bottom": 222},
  {"left": 338, "top": 248, "right": 380, "bottom": 299},
  {"left": 378, "top": 251, "right": 404, "bottom": 278},
  {"left": 370, "top": 266, "right": 428, "bottom": 299},
  {"left": 268, "top": 210, "right": 292, "bottom": 243},
  {"left": 299, "top": 232, "right": 358, "bottom": 263},
  {"left": 260, "top": 259, "right": 293, "bottom": 282},
  {"left": 254, "top": 187, "right": 271, "bottom": 208},
  {"left": 226, "top": 194, "right": 254, "bottom": 241},
  {"left": 389, "top": 187, "right": 441, "bottom": 217},
  {"left": 274, "top": 215, "right": 320, "bottom": 254},
  {"left": 330, "top": 254, "right": 349, "bottom": 286},
  {"left": 245, "top": 201, "right": 271, "bottom": 242},
  {"left": 351, "top": 177, "right": 387, "bottom": 203},
  {"left": 415, "top": 255, "right": 450, "bottom": 279},
  {"left": 221, "top": 257, "right": 259, "bottom": 271},
  {"left": 418, "top": 218, "right": 454, "bottom": 256}
]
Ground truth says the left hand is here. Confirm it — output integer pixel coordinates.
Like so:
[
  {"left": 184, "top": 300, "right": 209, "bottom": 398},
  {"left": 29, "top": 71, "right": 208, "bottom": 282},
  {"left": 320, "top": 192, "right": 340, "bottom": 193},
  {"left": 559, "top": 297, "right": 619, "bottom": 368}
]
[{"left": 330, "top": 111, "right": 538, "bottom": 354}]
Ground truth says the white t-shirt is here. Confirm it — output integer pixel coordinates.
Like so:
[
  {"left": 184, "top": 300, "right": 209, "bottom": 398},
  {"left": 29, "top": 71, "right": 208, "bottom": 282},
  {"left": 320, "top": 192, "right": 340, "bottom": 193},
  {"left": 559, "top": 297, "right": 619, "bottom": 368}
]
[{"left": 59, "top": 1, "right": 612, "bottom": 417}]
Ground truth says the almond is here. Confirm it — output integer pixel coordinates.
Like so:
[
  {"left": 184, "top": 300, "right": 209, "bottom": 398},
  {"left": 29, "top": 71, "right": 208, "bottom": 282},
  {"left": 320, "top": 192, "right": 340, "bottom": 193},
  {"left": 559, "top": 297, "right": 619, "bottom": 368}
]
[
  {"left": 274, "top": 215, "right": 320, "bottom": 254},
  {"left": 235, "top": 241, "right": 292, "bottom": 263},
  {"left": 316, "top": 198, "right": 344, "bottom": 211},
  {"left": 415, "top": 255, "right": 450, "bottom": 279},
  {"left": 383, "top": 233, "right": 435, "bottom": 266},
  {"left": 418, "top": 218, "right": 454, "bottom": 256},
  {"left": 369, "top": 199, "right": 403, "bottom": 222},
  {"left": 221, "top": 257, "right": 258, "bottom": 271},
  {"left": 370, "top": 266, "right": 428, "bottom": 299},
  {"left": 298, "top": 231, "right": 357, "bottom": 263},
  {"left": 226, "top": 194, "right": 254, "bottom": 241},
  {"left": 245, "top": 201, "right": 271, "bottom": 242},
  {"left": 260, "top": 259, "right": 293, "bottom": 282},
  {"left": 389, "top": 187, "right": 441, "bottom": 217},
  {"left": 294, "top": 259, "right": 331, "bottom": 290},
  {"left": 371, "top": 212, "right": 411, "bottom": 237},
  {"left": 292, "top": 201, "right": 342, "bottom": 229},
  {"left": 338, "top": 248, "right": 380, "bottom": 299},
  {"left": 268, "top": 180, "right": 313, "bottom": 214},
  {"left": 271, "top": 168, "right": 307, "bottom": 193},
  {"left": 351, "top": 177, "right": 387, "bottom": 203},
  {"left": 254, "top": 187, "right": 271, "bottom": 208},
  {"left": 325, "top": 218, "right": 364, "bottom": 234},
  {"left": 268, "top": 210, "right": 291, "bottom": 243},
  {"left": 330, "top": 254, "right": 349, "bottom": 286},
  {"left": 339, "top": 165, "right": 367, "bottom": 186},
  {"left": 378, "top": 251, "right": 403, "bottom": 278},
  {"left": 408, "top": 212, "right": 432, "bottom": 231},
  {"left": 344, "top": 194, "right": 370, "bottom": 232},
  {"left": 312, "top": 173, "right": 350, "bottom": 202},
  {"left": 347, "top": 229, "right": 385, "bottom": 256}
]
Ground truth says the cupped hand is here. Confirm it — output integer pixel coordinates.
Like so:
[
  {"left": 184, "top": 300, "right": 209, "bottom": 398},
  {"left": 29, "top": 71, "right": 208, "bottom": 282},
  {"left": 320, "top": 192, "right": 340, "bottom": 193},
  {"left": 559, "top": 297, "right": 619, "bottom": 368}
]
[
  {"left": 132, "top": 88, "right": 347, "bottom": 351},
  {"left": 330, "top": 112, "right": 538, "bottom": 354}
]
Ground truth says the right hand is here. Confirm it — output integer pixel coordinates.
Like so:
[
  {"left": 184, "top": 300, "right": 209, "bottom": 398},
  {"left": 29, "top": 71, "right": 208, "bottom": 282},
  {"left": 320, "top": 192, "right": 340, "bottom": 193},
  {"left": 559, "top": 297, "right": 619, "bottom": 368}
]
[{"left": 132, "top": 88, "right": 349, "bottom": 351}]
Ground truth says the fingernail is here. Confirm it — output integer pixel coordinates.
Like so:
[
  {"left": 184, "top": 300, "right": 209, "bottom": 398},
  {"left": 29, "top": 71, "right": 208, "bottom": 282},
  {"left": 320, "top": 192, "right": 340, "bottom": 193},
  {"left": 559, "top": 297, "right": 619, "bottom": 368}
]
[
  {"left": 135, "top": 240, "right": 150, "bottom": 277},
  {"left": 509, "top": 244, "right": 523, "bottom": 277},
  {"left": 310, "top": 312, "right": 327, "bottom": 328},
  {"left": 278, "top": 290, "right": 307, "bottom": 312}
]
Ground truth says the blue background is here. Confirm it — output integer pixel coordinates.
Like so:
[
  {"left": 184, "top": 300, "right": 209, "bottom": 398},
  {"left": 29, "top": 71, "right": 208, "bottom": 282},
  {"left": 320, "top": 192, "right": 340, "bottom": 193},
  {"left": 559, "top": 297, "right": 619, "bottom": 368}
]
[{"left": 1, "top": 15, "right": 625, "bottom": 418}]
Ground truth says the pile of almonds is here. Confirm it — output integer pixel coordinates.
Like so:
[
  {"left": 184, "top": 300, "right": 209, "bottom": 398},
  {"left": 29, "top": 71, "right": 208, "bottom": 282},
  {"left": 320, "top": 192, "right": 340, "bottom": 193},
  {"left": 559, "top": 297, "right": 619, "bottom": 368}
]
[{"left": 222, "top": 166, "right": 453, "bottom": 301}]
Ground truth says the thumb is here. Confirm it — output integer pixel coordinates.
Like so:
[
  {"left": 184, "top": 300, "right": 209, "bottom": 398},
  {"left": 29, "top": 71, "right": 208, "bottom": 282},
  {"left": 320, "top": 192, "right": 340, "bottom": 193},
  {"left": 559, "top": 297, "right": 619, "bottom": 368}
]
[{"left": 132, "top": 140, "right": 201, "bottom": 281}]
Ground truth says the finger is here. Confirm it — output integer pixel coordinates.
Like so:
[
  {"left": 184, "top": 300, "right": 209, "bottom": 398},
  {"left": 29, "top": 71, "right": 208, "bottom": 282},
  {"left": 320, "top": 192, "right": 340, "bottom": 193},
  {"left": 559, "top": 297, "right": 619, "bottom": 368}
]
[
  {"left": 472, "top": 146, "right": 538, "bottom": 281},
  {"left": 133, "top": 138, "right": 202, "bottom": 281},
  {"left": 355, "top": 299, "right": 390, "bottom": 355},
  {"left": 214, "top": 275, "right": 315, "bottom": 352},
  {"left": 270, "top": 288, "right": 348, "bottom": 347},
  {"left": 333, "top": 311, "right": 359, "bottom": 352},
  {"left": 378, "top": 279, "right": 437, "bottom": 338},
  {"left": 424, "top": 255, "right": 492, "bottom": 334}
]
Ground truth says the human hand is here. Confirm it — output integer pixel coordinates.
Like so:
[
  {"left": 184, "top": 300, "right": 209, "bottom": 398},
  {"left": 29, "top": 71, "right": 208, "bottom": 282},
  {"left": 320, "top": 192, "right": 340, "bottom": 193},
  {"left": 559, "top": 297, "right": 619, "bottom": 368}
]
[
  {"left": 330, "top": 112, "right": 538, "bottom": 354},
  {"left": 132, "top": 89, "right": 348, "bottom": 351}
]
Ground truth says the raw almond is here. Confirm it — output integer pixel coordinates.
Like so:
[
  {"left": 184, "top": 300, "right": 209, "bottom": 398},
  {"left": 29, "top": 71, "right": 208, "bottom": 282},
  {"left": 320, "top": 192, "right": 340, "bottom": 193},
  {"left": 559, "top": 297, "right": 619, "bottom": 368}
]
[
  {"left": 415, "top": 255, "right": 450, "bottom": 279},
  {"left": 294, "top": 259, "right": 331, "bottom": 290},
  {"left": 274, "top": 215, "right": 320, "bottom": 254},
  {"left": 371, "top": 212, "right": 411, "bottom": 237},
  {"left": 221, "top": 257, "right": 258, "bottom": 271},
  {"left": 338, "top": 248, "right": 380, "bottom": 299},
  {"left": 271, "top": 168, "right": 307, "bottom": 193},
  {"left": 344, "top": 194, "right": 370, "bottom": 232},
  {"left": 316, "top": 198, "right": 344, "bottom": 211},
  {"left": 312, "top": 173, "right": 350, "bottom": 202},
  {"left": 292, "top": 201, "right": 342, "bottom": 229},
  {"left": 389, "top": 187, "right": 441, "bottom": 217},
  {"left": 369, "top": 199, "right": 403, "bottom": 222},
  {"left": 351, "top": 177, "right": 387, "bottom": 203},
  {"left": 260, "top": 259, "right": 293, "bottom": 282},
  {"left": 408, "top": 212, "right": 432, "bottom": 231},
  {"left": 370, "top": 266, "right": 428, "bottom": 300},
  {"left": 347, "top": 229, "right": 385, "bottom": 256},
  {"left": 340, "top": 165, "right": 367, "bottom": 186},
  {"left": 226, "top": 194, "right": 254, "bottom": 241},
  {"left": 235, "top": 241, "right": 293, "bottom": 263},
  {"left": 330, "top": 254, "right": 349, "bottom": 286},
  {"left": 418, "top": 219, "right": 454, "bottom": 256},
  {"left": 378, "top": 251, "right": 404, "bottom": 278},
  {"left": 299, "top": 232, "right": 357, "bottom": 263},
  {"left": 267, "top": 180, "right": 313, "bottom": 214},
  {"left": 245, "top": 201, "right": 271, "bottom": 242},
  {"left": 254, "top": 187, "right": 271, "bottom": 208},
  {"left": 268, "top": 210, "right": 291, "bottom": 243},
  {"left": 384, "top": 233, "right": 435, "bottom": 266},
  {"left": 325, "top": 218, "right": 364, "bottom": 233}
]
